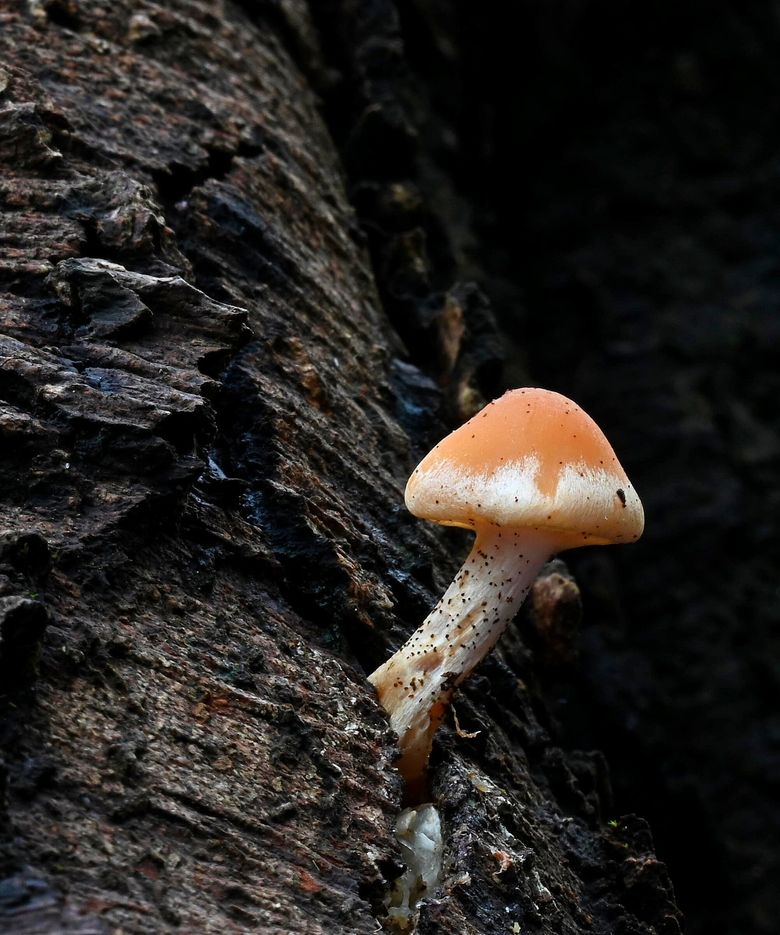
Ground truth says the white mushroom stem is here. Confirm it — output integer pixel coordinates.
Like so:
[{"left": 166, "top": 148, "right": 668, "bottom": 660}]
[{"left": 369, "top": 525, "right": 557, "bottom": 793}]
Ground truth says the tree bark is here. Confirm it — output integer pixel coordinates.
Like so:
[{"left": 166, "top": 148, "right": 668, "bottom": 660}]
[{"left": 0, "top": 2, "right": 680, "bottom": 933}]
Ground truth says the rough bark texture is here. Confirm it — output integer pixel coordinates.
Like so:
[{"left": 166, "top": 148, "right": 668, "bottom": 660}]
[{"left": 1, "top": 1, "right": 767, "bottom": 934}]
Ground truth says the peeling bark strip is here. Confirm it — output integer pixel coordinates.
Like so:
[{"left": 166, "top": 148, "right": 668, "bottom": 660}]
[{"left": 0, "top": 3, "right": 680, "bottom": 935}]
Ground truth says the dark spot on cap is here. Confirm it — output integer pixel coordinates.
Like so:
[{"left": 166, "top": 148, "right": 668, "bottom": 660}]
[{"left": 616, "top": 488, "right": 626, "bottom": 507}]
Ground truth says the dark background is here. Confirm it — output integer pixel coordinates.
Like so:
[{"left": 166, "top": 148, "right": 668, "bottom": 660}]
[{"left": 354, "top": 1, "right": 780, "bottom": 933}]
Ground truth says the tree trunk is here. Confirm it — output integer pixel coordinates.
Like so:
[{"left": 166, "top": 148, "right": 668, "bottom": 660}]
[{"left": 0, "top": 2, "right": 680, "bottom": 933}]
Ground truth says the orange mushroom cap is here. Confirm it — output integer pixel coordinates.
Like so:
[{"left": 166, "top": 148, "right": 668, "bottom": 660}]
[{"left": 405, "top": 387, "right": 643, "bottom": 549}]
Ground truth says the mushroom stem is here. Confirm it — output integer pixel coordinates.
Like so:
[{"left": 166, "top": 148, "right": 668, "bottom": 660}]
[{"left": 369, "top": 526, "right": 556, "bottom": 797}]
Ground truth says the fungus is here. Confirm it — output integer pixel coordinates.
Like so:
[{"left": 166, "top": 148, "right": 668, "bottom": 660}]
[
  {"left": 385, "top": 803, "right": 443, "bottom": 930},
  {"left": 369, "top": 388, "right": 643, "bottom": 796}
]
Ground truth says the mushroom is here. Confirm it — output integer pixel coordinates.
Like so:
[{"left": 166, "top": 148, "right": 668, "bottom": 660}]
[{"left": 369, "top": 387, "right": 643, "bottom": 796}]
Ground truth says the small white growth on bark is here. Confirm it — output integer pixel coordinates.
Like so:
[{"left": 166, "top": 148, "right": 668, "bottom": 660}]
[{"left": 386, "top": 803, "right": 443, "bottom": 931}]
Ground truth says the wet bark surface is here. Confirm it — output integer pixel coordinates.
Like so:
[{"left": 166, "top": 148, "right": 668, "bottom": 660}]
[{"left": 0, "top": 1, "right": 763, "bottom": 934}]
